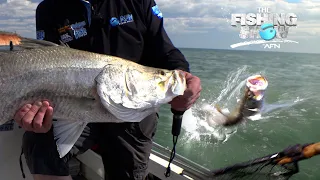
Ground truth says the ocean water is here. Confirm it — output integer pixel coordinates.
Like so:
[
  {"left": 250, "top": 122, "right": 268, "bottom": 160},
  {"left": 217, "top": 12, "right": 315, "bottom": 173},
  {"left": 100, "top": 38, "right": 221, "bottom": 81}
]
[{"left": 154, "top": 48, "right": 320, "bottom": 179}]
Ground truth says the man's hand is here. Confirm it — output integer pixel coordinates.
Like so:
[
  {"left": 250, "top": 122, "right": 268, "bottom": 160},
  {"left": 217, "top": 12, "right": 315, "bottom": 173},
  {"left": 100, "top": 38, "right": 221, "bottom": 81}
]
[
  {"left": 13, "top": 100, "right": 53, "bottom": 133},
  {"left": 170, "top": 71, "right": 202, "bottom": 111}
]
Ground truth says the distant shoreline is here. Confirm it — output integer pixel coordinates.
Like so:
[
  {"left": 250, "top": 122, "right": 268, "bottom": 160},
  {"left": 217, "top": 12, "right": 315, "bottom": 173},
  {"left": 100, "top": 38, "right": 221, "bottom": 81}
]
[{"left": 177, "top": 47, "right": 320, "bottom": 55}]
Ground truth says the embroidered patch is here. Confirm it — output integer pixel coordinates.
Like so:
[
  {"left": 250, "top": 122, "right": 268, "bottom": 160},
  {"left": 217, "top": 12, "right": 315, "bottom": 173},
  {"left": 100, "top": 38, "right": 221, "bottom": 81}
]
[
  {"left": 110, "top": 17, "right": 120, "bottom": 27},
  {"left": 0, "top": 120, "right": 14, "bottom": 131},
  {"left": 36, "top": 30, "right": 45, "bottom": 40},
  {"left": 71, "top": 21, "right": 88, "bottom": 39},
  {"left": 58, "top": 21, "right": 88, "bottom": 42},
  {"left": 60, "top": 33, "right": 73, "bottom": 43},
  {"left": 151, "top": 5, "right": 163, "bottom": 19}
]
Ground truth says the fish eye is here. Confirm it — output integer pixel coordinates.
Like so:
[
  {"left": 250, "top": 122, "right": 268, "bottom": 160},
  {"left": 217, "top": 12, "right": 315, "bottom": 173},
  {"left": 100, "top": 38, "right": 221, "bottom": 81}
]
[{"left": 158, "top": 70, "right": 165, "bottom": 76}]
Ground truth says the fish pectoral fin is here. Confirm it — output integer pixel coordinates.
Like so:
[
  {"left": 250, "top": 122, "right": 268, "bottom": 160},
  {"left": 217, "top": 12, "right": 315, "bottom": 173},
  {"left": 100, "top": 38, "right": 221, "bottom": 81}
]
[
  {"left": 214, "top": 104, "right": 226, "bottom": 116},
  {"left": 52, "top": 120, "right": 88, "bottom": 158}
]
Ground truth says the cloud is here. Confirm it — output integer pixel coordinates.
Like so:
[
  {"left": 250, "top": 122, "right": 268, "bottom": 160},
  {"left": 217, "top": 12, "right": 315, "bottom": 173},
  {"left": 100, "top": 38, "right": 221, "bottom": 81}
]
[
  {"left": 164, "top": 17, "right": 237, "bottom": 34},
  {"left": 0, "top": 0, "right": 38, "bottom": 37},
  {"left": 0, "top": 0, "right": 38, "bottom": 17}
]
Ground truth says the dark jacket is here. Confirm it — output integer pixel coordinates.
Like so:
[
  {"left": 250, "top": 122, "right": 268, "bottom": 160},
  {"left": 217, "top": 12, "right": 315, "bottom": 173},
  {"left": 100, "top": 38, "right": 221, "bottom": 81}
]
[{"left": 35, "top": 0, "right": 190, "bottom": 72}]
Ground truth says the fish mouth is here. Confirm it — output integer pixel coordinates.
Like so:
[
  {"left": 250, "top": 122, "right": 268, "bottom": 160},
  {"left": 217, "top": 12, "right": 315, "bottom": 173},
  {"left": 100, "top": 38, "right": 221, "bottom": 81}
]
[
  {"left": 170, "top": 70, "right": 186, "bottom": 96},
  {"left": 246, "top": 74, "right": 268, "bottom": 101},
  {"left": 158, "top": 70, "right": 186, "bottom": 97}
]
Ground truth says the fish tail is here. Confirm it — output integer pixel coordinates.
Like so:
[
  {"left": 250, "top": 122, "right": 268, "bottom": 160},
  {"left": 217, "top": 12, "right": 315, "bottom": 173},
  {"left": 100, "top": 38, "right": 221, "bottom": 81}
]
[
  {"left": 221, "top": 87, "right": 249, "bottom": 126},
  {"left": 0, "top": 31, "right": 61, "bottom": 51},
  {"left": 0, "top": 31, "right": 22, "bottom": 46}
]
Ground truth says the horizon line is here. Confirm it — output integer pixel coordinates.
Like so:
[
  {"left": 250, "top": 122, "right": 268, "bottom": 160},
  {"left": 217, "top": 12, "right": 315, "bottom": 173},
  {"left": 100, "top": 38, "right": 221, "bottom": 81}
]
[{"left": 176, "top": 47, "right": 320, "bottom": 55}]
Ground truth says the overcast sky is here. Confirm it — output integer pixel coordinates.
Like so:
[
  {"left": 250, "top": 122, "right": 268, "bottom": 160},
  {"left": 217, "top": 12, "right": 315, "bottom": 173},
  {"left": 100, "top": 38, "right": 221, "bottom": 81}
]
[{"left": 0, "top": 0, "right": 319, "bottom": 53}]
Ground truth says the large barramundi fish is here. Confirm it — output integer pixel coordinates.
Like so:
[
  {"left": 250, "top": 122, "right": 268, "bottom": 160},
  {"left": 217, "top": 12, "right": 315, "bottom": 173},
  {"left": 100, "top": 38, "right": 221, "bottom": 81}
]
[{"left": 0, "top": 31, "right": 187, "bottom": 158}]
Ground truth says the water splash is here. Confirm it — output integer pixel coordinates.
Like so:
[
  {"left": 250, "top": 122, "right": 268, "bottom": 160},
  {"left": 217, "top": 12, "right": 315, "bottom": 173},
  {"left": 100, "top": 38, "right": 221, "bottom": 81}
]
[
  {"left": 181, "top": 65, "right": 305, "bottom": 146},
  {"left": 261, "top": 97, "right": 305, "bottom": 115},
  {"left": 212, "top": 65, "right": 248, "bottom": 106}
]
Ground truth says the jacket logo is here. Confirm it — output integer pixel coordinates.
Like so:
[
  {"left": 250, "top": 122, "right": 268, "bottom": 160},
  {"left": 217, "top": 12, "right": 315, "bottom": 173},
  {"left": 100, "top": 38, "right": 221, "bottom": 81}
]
[
  {"left": 71, "top": 21, "right": 87, "bottom": 39},
  {"left": 0, "top": 120, "right": 14, "bottom": 131},
  {"left": 36, "top": 30, "right": 45, "bottom": 40},
  {"left": 58, "top": 21, "right": 88, "bottom": 43},
  {"left": 152, "top": 5, "right": 163, "bottom": 19},
  {"left": 110, "top": 14, "right": 134, "bottom": 27},
  {"left": 60, "top": 34, "right": 73, "bottom": 43}
]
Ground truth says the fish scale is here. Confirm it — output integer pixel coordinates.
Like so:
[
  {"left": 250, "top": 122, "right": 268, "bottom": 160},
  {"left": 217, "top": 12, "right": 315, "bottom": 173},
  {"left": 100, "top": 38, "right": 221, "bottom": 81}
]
[{"left": 1, "top": 62, "right": 113, "bottom": 124}]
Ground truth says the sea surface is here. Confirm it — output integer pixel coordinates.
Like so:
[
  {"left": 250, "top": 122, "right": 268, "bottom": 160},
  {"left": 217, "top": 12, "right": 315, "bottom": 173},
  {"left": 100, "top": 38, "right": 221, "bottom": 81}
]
[{"left": 154, "top": 48, "right": 320, "bottom": 179}]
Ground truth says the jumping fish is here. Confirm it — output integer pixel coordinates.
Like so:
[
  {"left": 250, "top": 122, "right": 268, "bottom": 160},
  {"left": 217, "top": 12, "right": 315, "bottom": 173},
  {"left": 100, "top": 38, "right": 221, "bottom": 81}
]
[{"left": 214, "top": 74, "right": 268, "bottom": 126}]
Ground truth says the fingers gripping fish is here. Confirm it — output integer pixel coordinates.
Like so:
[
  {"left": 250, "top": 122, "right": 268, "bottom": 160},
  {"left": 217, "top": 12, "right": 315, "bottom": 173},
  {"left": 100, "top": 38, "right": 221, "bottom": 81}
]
[{"left": 0, "top": 31, "right": 187, "bottom": 158}]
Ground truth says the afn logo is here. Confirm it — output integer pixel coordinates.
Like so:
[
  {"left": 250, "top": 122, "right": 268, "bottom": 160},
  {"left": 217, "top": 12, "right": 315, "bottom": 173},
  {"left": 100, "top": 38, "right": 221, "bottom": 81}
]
[
  {"left": 110, "top": 14, "right": 134, "bottom": 27},
  {"left": 230, "top": 7, "right": 299, "bottom": 49}
]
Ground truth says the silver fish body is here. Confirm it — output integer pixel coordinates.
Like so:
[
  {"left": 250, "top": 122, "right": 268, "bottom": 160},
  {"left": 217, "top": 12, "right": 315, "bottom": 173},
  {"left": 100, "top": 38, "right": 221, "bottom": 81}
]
[
  {"left": 1, "top": 46, "right": 111, "bottom": 123},
  {"left": 0, "top": 32, "right": 187, "bottom": 157},
  {"left": 209, "top": 74, "right": 268, "bottom": 126}
]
